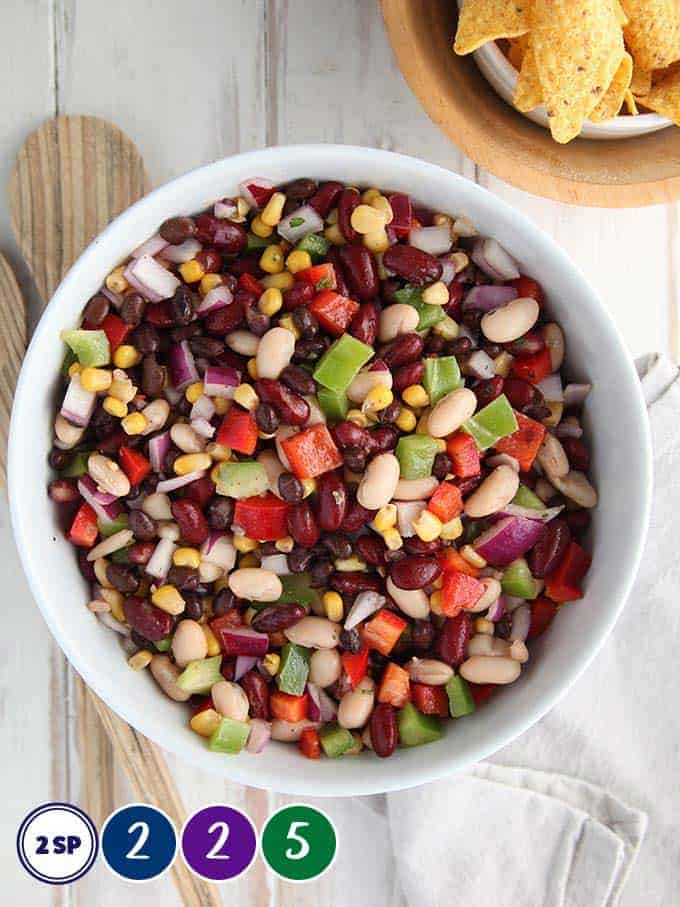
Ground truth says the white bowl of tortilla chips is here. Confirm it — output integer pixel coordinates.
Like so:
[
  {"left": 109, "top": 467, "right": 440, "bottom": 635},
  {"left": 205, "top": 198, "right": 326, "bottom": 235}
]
[{"left": 454, "top": 0, "right": 677, "bottom": 144}]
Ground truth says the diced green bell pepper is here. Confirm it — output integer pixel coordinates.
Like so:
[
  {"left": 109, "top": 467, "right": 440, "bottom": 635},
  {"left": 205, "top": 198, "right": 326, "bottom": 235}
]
[
  {"left": 98, "top": 513, "right": 129, "bottom": 538},
  {"left": 501, "top": 558, "right": 538, "bottom": 600},
  {"left": 246, "top": 231, "right": 274, "bottom": 251},
  {"left": 277, "top": 643, "right": 310, "bottom": 696},
  {"left": 61, "top": 329, "right": 110, "bottom": 367},
  {"left": 513, "top": 484, "right": 545, "bottom": 510},
  {"left": 60, "top": 449, "right": 93, "bottom": 477},
  {"left": 110, "top": 546, "right": 131, "bottom": 564},
  {"left": 214, "top": 461, "right": 268, "bottom": 498},
  {"left": 209, "top": 717, "right": 250, "bottom": 754},
  {"left": 423, "top": 356, "right": 463, "bottom": 405},
  {"left": 397, "top": 702, "right": 443, "bottom": 747},
  {"left": 395, "top": 434, "right": 440, "bottom": 480},
  {"left": 319, "top": 722, "right": 355, "bottom": 758},
  {"left": 313, "top": 334, "right": 374, "bottom": 394},
  {"left": 317, "top": 387, "right": 349, "bottom": 422},
  {"left": 463, "top": 394, "right": 518, "bottom": 451},
  {"left": 446, "top": 675, "right": 475, "bottom": 718},
  {"left": 155, "top": 636, "right": 173, "bottom": 653},
  {"left": 393, "top": 285, "right": 445, "bottom": 331},
  {"left": 295, "top": 232, "right": 330, "bottom": 262},
  {"left": 276, "top": 572, "right": 317, "bottom": 606},
  {"left": 176, "top": 655, "right": 223, "bottom": 695},
  {"left": 61, "top": 348, "right": 77, "bottom": 376}
]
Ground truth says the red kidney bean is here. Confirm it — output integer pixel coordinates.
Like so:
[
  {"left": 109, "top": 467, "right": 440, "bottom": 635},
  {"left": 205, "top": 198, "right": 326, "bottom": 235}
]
[
  {"left": 145, "top": 301, "right": 174, "bottom": 328},
  {"left": 315, "top": 471, "right": 347, "bottom": 531},
  {"left": 181, "top": 474, "right": 216, "bottom": 509},
  {"left": 455, "top": 474, "right": 484, "bottom": 497},
  {"left": 561, "top": 437, "right": 590, "bottom": 472},
  {"left": 221, "top": 659, "right": 236, "bottom": 681},
  {"left": 287, "top": 501, "right": 320, "bottom": 548},
  {"left": 528, "top": 518, "right": 570, "bottom": 578},
  {"left": 171, "top": 499, "right": 209, "bottom": 546},
  {"left": 106, "top": 563, "right": 140, "bottom": 593},
  {"left": 194, "top": 214, "right": 247, "bottom": 253},
  {"left": 382, "top": 244, "right": 442, "bottom": 285},
  {"left": 332, "top": 420, "right": 373, "bottom": 450},
  {"left": 356, "top": 534, "right": 387, "bottom": 566},
  {"left": 128, "top": 541, "right": 155, "bottom": 565},
  {"left": 403, "top": 537, "right": 442, "bottom": 556},
  {"left": 245, "top": 304, "right": 270, "bottom": 337},
  {"left": 389, "top": 555, "right": 442, "bottom": 590},
  {"left": 228, "top": 254, "right": 262, "bottom": 278},
  {"left": 83, "top": 293, "right": 110, "bottom": 326},
  {"left": 189, "top": 336, "right": 225, "bottom": 360},
  {"left": 369, "top": 425, "right": 399, "bottom": 454},
  {"left": 48, "top": 479, "right": 80, "bottom": 504},
  {"left": 370, "top": 703, "right": 398, "bottom": 758},
  {"left": 503, "top": 377, "right": 538, "bottom": 410},
  {"left": 349, "top": 301, "right": 379, "bottom": 346},
  {"left": 444, "top": 282, "right": 464, "bottom": 319},
  {"left": 564, "top": 509, "right": 590, "bottom": 536},
  {"left": 337, "top": 245, "right": 379, "bottom": 300},
  {"left": 392, "top": 360, "right": 425, "bottom": 394},
  {"left": 326, "top": 247, "right": 351, "bottom": 297},
  {"left": 309, "top": 180, "right": 344, "bottom": 218},
  {"left": 195, "top": 248, "right": 222, "bottom": 274},
  {"left": 256, "top": 379, "right": 310, "bottom": 426},
  {"left": 283, "top": 281, "right": 315, "bottom": 312},
  {"left": 251, "top": 604, "right": 306, "bottom": 633},
  {"left": 381, "top": 332, "right": 424, "bottom": 369},
  {"left": 283, "top": 177, "right": 317, "bottom": 200},
  {"left": 341, "top": 493, "right": 377, "bottom": 533},
  {"left": 329, "top": 572, "right": 384, "bottom": 596},
  {"left": 507, "top": 330, "right": 545, "bottom": 357},
  {"left": 435, "top": 613, "right": 473, "bottom": 667},
  {"left": 338, "top": 188, "right": 360, "bottom": 243},
  {"left": 123, "top": 596, "right": 174, "bottom": 641},
  {"left": 78, "top": 549, "right": 97, "bottom": 582},
  {"left": 205, "top": 299, "right": 245, "bottom": 334},
  {"left": 280, "top": 364, "right": 317, "bottom": 396},
  {"left": 240, "top": 670, "right": 271, "bottom": 719},
  {"left": 160, "top": 216, "right": 196, "bottom": 245},
  {"left": 473, "top": 376, "right": 505, "bottom": 407},
  {"left": 216, "top": 348, "right": 248, "bottom": 373}
]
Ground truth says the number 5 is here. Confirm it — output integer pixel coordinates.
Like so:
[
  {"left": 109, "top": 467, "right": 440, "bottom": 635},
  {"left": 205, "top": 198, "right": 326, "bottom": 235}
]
[{"left": 285, "top": 821, "right": 310, "bottom": 861}]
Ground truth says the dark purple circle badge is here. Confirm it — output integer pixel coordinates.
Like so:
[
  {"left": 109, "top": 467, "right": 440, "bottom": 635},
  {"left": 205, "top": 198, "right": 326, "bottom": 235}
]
[{"left": 181, "top": 805, "right": 257, "bottom": 882}]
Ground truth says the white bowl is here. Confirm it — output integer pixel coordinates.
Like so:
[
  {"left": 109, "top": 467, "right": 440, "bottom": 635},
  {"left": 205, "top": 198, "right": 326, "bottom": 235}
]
[{"left": 9, "top": 145, "right": 652, "bottom": 796}]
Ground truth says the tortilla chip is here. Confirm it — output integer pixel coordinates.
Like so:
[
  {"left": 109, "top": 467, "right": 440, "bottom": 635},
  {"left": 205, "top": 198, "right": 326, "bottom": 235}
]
[
  {"left": 507, "top": 35, "right": 528, "bottom": 70},
  {"left": 454, "top": 0, "right": 530, "bottom": 55},
  {"left": 624, "top": 89, "right": 639, "bottom": 114},
  {"left": 613, "top": 0, "right": 629, "bottom": 26},
  {"left": 590, "top": 52, "right": 633, "bottom": 121},
  {"left": 532, "top": 0, "right": 625, "bottom": 143},
  {"left": 630, "top": 63, "right": 653, "bottom": 96},
  {"left": 620, "top": 1, "right": 680, "bottom": 71},
  {"left": 642, "top": 62, "right": 680, "bottom": 124},
  {"left": 514, "top": 44, "right": 543, "bottom": 112}
]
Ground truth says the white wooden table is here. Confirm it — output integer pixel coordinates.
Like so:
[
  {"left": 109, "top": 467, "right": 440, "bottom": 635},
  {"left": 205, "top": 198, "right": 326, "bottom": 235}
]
[{"left": 1, "top": 2, "right": 676, "bottom": 904}]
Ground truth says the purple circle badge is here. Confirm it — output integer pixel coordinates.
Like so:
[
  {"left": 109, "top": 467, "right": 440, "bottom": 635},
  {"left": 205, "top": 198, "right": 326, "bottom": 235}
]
[{"left": 181, "top": 805, "right": 257, "bottom": 882}]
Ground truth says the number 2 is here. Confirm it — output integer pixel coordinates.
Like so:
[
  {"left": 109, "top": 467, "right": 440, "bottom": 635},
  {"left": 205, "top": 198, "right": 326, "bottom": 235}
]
[
  {"left": 206, "top": 821, "right": 230, "bottom": 860},
  {"left": 285, "top": 821, "right": 310, "bottom": 861},
  {"left": 126, "top": 821, "right": 150, "bottom": 860}
]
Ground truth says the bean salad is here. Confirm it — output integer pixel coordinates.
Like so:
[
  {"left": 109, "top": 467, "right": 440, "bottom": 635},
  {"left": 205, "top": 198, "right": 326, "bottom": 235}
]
[{"left": 48, "top": 177, "right": 597, "bottom": 760}]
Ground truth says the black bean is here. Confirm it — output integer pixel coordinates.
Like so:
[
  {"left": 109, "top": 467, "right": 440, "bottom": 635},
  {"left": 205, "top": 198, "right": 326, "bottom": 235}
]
[
  {"left": 83, "top": 293, "right": 110, "bottom": 326},
  {"left": 131, "top": 629, "right": 154, "bottom": 650},
  {"left": 49, "top": 447, "right": 70, "bottom": 471},
  {"left": 433, "top": 452, "right": 453, "bottom": 481},
  {"left": 280, "top": 364, "right": 316, "bottom": 396},
  {"left": 160, "top": 216, "right": 196, "bottom": 245},
  {"left": 141, "top": 355, "right": 165, "bottom": 398},
  {"left": 287, "top": 547, "right": 315, "bottom": 573},
  {"left": 130, "top": 323, "right": 160, "bottom": 354},
  {"left": 246, "top": 305, "right": 270, "bottom": 337},
  {"left": 411, "top": 618, "right": 434, "bottom": 652},
  {"left": 292, "top": 306, "right": 318, "bottom": 339},
  {"left": 164, "top": 447, "right": 181, "bottom": 474},
  {"left": 448, "top": 336, "right": 472, "bottom": 358},
  {"left": 213, "top": 588, "right": 239, "bottom": 616},
  {"left": 425, "top": 335, "right": 445, "bottom": 355},
  {"left": 343, "top": 446, "right": 366, "bottom": 473},
  {"left": 171, "top": 322, "right": 201, "bottom": 343},
  {"left": 184, "top": 593, "right": 204, "bottom": 621},
  {"left": 120, "top": 293, "right": 146, "bottom": 325},
  {"left": 128, "top": 509, "right": 156, "bottom": 541},
  {"left": 323, "top": 532, "right": 352, "bottom": 560},
  {"left": 284, "top": 178, "right": 317, "bottom": 201},
  {"left": 292, "top": 337, "right": 328, "bottom": 363},
  {"left": 91, "top": 405, "right": 117, "bottom": 440},
  {"left": 106, "top": 563, "right": 140, "bottom": 594},
  {"left": 207, "top": 497, "right": 234, "bottom": 531},
  {"left": 166, "top": 565, "right": 200, "bottom": 592},
  {"left": 278, "top": 472, "right": 303, "bottom": 503},
  {"left": 380, "top": 401, "right": 401, "bottom": 424},
  {"left": 309, "top": 558, "right": 334, "bottom": 588},
  {"left": 189, "top": 336, "right": 225, "bottom": 359},
  {"left": 170, "top": 286, "right": 195, "bottom": 326},
  {"left": 339, "top": 628, "right": 362, "bottom": 653},
  {"left": 255, "top": 402, "right": 279, "bottom": 435}
]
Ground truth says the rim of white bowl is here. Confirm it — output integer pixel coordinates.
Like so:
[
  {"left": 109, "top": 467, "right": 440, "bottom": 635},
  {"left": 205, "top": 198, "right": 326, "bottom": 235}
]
[{"left": 8, "top": 145, "right": 653, "bottom": 796}]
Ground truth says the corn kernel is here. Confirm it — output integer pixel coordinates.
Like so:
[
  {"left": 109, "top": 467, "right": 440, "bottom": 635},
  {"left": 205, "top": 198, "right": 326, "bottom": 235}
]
[
  {"left": 433, "top": 315, "right": 459, "bottom": 340},
  {"left": 258, "top": 287, "right": 283, "bottom": 316},
  {"left": 422, "top": 281, "right": 449, "bottom": 306},
  {"left": 80, "top": 367, "right": 112, "bottom": 393},
  {"left": 286, "top": 250, "right": 312, "bottom": 274},
  {"left": 173, "top": 547, "right": 201, "bottom": 569},
  {"left": 151, "top": 584, "right": 185, "bottom": 615},
  {"left": 461, "top": 544, "right": 486, "bottom": 568},
  {"left": 261, "top": 191, "right": 286, "bottom": 227},
  {"left": 440, "top": 516, "right": 464, "bottom": 540},
  {"left": 247, "top": 357, "right": 258, "bottom": 380},
  {"left": 383, "top": 527, "right": 403, "bottom": 551},
  {"left": 433, "top": 213, "right": 454, "bottom": 229},
  {"left": 494, "top": 351, "right": 514, "bottom": 378},
  {"left": 233, "top": 535, "right": 258, "bottom": 553},
  {"left": 374, "top": 504, "right": 397, "bottom": 533},
  {"left": 174, "top": 452, "right": 212, "bottom": 476},
  {"left": 363, "top": 385, "right": 394, "bottom": 413},
  {"left": 301, "top": 478, "right": 316, "bottom": 498},
  {"left": 433, "top": 439, "right": 447, "bottom": 453},
  {"left": 334, "top": 557, "right": 367, "bottom": 572},
  {"left": 179, "top": 259, "right": 205, "bottom": 283},
  {"left": 361, "top": 187, "right": 381, "bottom": 204},
  {"left": 207, "top": 442, "right": 231, "bottom": 462},
  {"left": 402, "top": 385, "right": 429, "bottom": 408},
  {"left": 259, "top": 244, "right": 285, "bottom": 274},
  {"left": 278, "top": 314, "right": 300, "bottom": 339},
  {"left": 185, "top": 381, "right": 204, "bottom": 404},
  {"left": 351, "top": 204, "right": 388, "bottom": 236},
  {"left": 109, "top": 375, "right": 137, "bottom": 403},
  {"left": 362, "top": 229, "right": 390, "bottom": 254},
  {"left": 239, "top": 552, "right": 259, "bottom": 569},
  {"left": 347, "top": 409, "right": 369, "bottom": 427},
  {"left": 106, "top": 265, "right": 129, "bottom": 294},
  {"left": 190, "top": 707, "right": 222, "bottom": 738},
  {"left": 543, "top": 402, "right": 563, "bottom": 426},
  {"left": 103, "top": 395, "right": 128, "bottom": 418},
  {"left": 251, "top": 215, "right": 273, "bottom": 237},
  {"left": 260, "top": 271, "right": 295, "bottom": 291},
  {"left": 416, "top": 408, "right": 432, "bottom": 434},
  {"left": 213, "top": 397, "right": 229, "bottom": 415},
  {"left": 371, "top": 195, "right": 393, "bottom": 223},
  {"left": 412, "top": 509, "right": 442, "bottom": 543},
  {"left": 211, "top": 463, "right": 222, "bottom": 484},
  {"left": 324, "top": 223, "right": 346, "bottom": 246},
  {"left": 275, "top": 535, "right": 295, "bottom": 553},
  {"left": 68, "top": 362, "right": 82, "bottom": 377},
  {"left": 236, "top": 197, "right": 250, "bottom": 219},
  {"left": 113, "top": 345, "right": 142, "bottom": 369},
  {"left": 128, "top": 650, "right": 153, "bottom": 670},
  {"left": 233, "top": 383, "right": 259, "bottom": 411},
  {"left": 429, "top": 591, "right": 443, "bottom": 615},
  {"left": 122, "top": 411, "right": 147, "bottom": 435},
  {"left": 262, "top": 653, "right": 280, "bottom": 676},
  {"left": 395, "top": 407, "right": 417, "bottom": 433},
  {"left": 475, "top": 617, "right": 494, "bottom": 636},
  {"left": 199, "top": 273, "right": 223, "bottom": 297},
  {"left": 323, "top": 591, "right": 344, "bottom": 622}
]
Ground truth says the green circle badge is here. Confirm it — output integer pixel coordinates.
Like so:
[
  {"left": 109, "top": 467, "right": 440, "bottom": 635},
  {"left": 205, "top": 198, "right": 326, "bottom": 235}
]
[{"left": 261, "top": 804, "right": 337, "bottom": 882}]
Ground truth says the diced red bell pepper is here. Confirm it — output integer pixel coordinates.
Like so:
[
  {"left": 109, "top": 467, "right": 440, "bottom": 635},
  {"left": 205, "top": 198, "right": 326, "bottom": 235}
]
[
  {"left": 388, "top": 192, "right": 413, "bottom": 238},
  {"left": 294, "top": 262, "right": 337, "bottom": 291},
  {"left": 118, "top": 446, "right": 151, "bottom": 486},
  {"left": 309, "top": 290, "right": 359, "bottom": 336},
  {"left": 233, "top": 493, "right": 290, "bottom": 541},
  {"left": 362, "top": 609, "right": 408, "bottom": 656},
  {"left": 440, "top": 570, "right": 485, "bottom": 617},
  {"left": 341, "top": 648, "right": 370, "bottom": 690},
  {"left": 238, "top": 272, "right": 264, "bottom": 296},
  {"left": 192, "top": 696, "right": 215, "bottom": 716},
  {"left": 216, "top": 407, "right": 258, "bottom": 454},
  {"left": 427, "top": 481, "right": 463, "bottom": 523},
  {"left": 299, "top": 726, "right": 321, "bottom": 760},
  {"left": 495, "top": 410, "right": 546, "bottom": 472},
  {"left": 528, "top": 597, "right": 559, "bottom": 639},
  {"left": 438, "top": 547, "right": 480, "bottom": 578},
  {"left": 281, "top": 423, "right": 343, "bottom": 479},
  {"left": 68, "top": 502, "right": 99, "bottom": 547},
  {"left": 469, "top": 683, "right": 495, "bottom": 707},
  {"left": 378, "top": 662, "right": 411, "bottom": 708},
  {"left": 511, "top": 348, "right": 552, "bottom": 385},
  {"left": 144, "top": 301, "right": 174, "bottom": 327},
  {"left": 446, "top": 432, "right": 481, "bottom": 479},
  {"left": 508, "top": 275, "right": 544, "bottom": 308},
  {"left": 545, "top": 541, "right": 591, "bottom": 602},
  {"left": 100, "top": 313, "right": 133, "bottom": 352},
  {"left": 411, "top": 683, "right": 449, "bottom": 717},
  {"left": 270, "top": 690, "right": 309, "bottom": 724}
]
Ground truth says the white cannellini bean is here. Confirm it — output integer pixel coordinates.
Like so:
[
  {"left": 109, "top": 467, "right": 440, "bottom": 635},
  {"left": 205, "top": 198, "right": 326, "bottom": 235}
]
[
  {"left": 386, "top": 576, "right": 430, "bottom": 619},
  {"left": 406, "top": 657, "right": 454, "bottom": 685},
  {"left": 170, "top": 421, "right": 205, "bottom": 453},
  {"left": 171, "top": 619, "right": 207, "bottom": 668},
  {"left": 378, "top": 303, "right": 419, "bottom": 342},
  {"left": 394, "top": 476, "right": 439, "bottom": 501},
  {"left": 427, "top": 387, "right": 477, "bottom": 438},
  {"left": 338, "top": 677, "right": 375, "bottom": 729},
  {"left": 275, "top": 425, "right": 297, "bottom": 470},
  {"left": 535, "top": 477, "right": 557, "bottom": 503},
  {"left": 140, "top": 399, "right": 170, "bottom": 435},
  {"left": 157, "top": 521, "right": 181, "bottom": 541},
  {"left": 347, "top": 368, "right": 393, "bottom": 404},
  {"left": 199, "top": 561, "right": 224, "bottom": 583},
  {"left": 88, "top": 453, "right": 131, "bottom": 497},
  {"left": 228, "top": 568, "right": 282, "bottom": 602},
  {"left": 467, "top": 635, "right": 512, "bottom": 657},
  {"left": 465, "top": 465, "right": 520, "bottom": 518},
  {"left": 226, "top": 330, "right": 260, "bottom": 356},
  {"left": 537, "top": 433, "right": 569, "bottom": 479},
  {"left": 150, "top": 654, "right": 191, "bottom": 702},
  {"left": 211, "top": 680, "right": 250, "bottom": 721},
  {"left": 284, "top": 616, "right": 341, "bottom": 649},
  {"left": 460, "top": 655, "right": 521, "bottom": 684},
  {"left": 543, "top": 323, "right": 565, "bottom": 371},
  {"left": 257, "top": 449, "right": 287, "bottom": 497},
  {"left": 271, "top": 719, "right": 319, "bottom": 742},
  {"left": 142, "top": 492, "right": 173, "bottom": 520},
  {"left": 357, "top": 453, "right": 400, "bottom": 510},
  {"left": 86, "top": 529, "right": 134, "bottom": 562},
  {"left": 304, "top": 395, "right": 326, "bottom": 426},
  {"left": 468, "top": 576, "right": 502, "bottom": 613},
  {"left": 256, "top": 326, "right": 296, "bottom": 379},
  {"left": 510, "top": 640, "right": 530, "bottom": 663},
  {"left": 481, "top": 297, "right": 540, "bottom": 344},
  {"left": 550, "top": 470, "right": 598, "bottom": 508},
  {"left": 309, "top": 649, "right": 342, "bottom": 687},
  {"left": 54, "top": 414, "right": 85, "bottom": 449}
]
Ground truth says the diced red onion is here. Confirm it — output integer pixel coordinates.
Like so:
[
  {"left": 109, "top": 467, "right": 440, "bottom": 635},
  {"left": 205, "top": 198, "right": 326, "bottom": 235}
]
[
  {"left": 306, "top": 683, "right": 322, "bottom": 722},
  {"left": 246, "top": 719, "right": 272, "bottom": 754},
  {"left": 463, "top": 284, "right": 518, "bottom": 312},
  {"left": 396, "top": 501, "right": 426, "bottom": 538},
  {"left": 486, "top": 453, "right": 520, "bottom": 472},
  {"left": 203, "top": 365, "right": 239, "bottom": 398},
  {"left": 86, "top": 529, "right": 134, "bottom": 562},
  {"left": 239, "top": 177, "right": 275, "bottom": 210},
  {"left": 318, "top": 687, "right": 338, "bottom": 722},
  {"left": 200, "top": 532, "right": 236, "bottom": 571},
  {"left": 162, "top": 238, "right": 202, "bottom": 264},
  {"left": 471, "top": 237, "right": 520, "bottom": 281},
  {"left": 131, "top": 233, "right": 168, "bottom": 260},
  {"left": 101, "top": 286, "right": 123, "bottom": 309},
  {"left": 564, "top": 383, "right": 592, "bottom": 408},
  {"left": 369, "top": 358, "right": 389, "bottom": 372},
  {"left": 556, "top": 420, "right": 583, "bottom": 439},
  {"left": 196, "top": 285, "right": 234, "bottom": 316},
  {"left": 504, "top": 595, "right": 525, "bottom": 613},
  {"left": 191, "top": 394, "right": 215, "bottom": 422},
  {"left": 439, "top": 257, "right": 457, "bottom": 285},
  {"left": 78, "top": 473, "right": 119, "bottom": 508},
  {"left": 536, "top": 374, "right": 563, "bottom": 403},
  {"left": 408, "top": 225, "right": 452, "bottom": 257},
  {"left": 260, "top": 553, "right": 291, "bottom": 575},
  {"left": 277, "top": 204, "right": 324, "bottom": 244},
  {"left": 498, "top": 503, "right": 563, "bottom": 523},
  {"left": 220, "top": 627, "right": 269, "bottom": 657},
  {"left": 473, "top": 516, "right": 545, "bottom": 567},
  {"left": 465, "top": 350, "right": 495, "bottom": 379},
  {"left": 61, "top": 374, "right": 96, "bottom": 428},
  {"left": 146, "top": 537, "right": 176, "bottom": 580},
  {"left": 214, "top": 198, "right": 237, "bottom": 219},
  {"left": 235, "top": 655, "right": 258, "bottom": 681},
  {"left": 344, "top": 591, "right": 386, "bottom": 630},
  {"left": 156, "top": 470, "right": 206, "bottom": 493},
  {"left": 168, "top": 340, "right": 199, "bottom": 391},
  {"left": 125, "top": 255, "right": 180, "bottom": 302},
  {"left": 191, "top": 417, "right": 215, "bottom": 439},
  {"left": 510, "top": 604, "right": 531, "bottom": 642},
  {"left": 487, "top": 594, "right": 506, "bottom": 622},
  {"left": 148, "top": 431, "right": 171, "bottom": 473}
]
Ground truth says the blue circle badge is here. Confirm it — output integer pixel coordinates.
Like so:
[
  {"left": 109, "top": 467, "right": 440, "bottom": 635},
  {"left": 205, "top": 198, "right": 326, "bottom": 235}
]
[
  {"left": 101, "top": 804, "right": 177, "bottom": 882},
  {"left": 17, "top": 802, "right": 98, "bottom": 885}
]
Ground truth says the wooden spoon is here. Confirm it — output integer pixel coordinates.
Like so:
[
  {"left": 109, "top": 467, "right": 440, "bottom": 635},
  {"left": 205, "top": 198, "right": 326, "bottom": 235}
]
[{"left": 7, "top": 116, "right": 221, "bottom": 907}]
